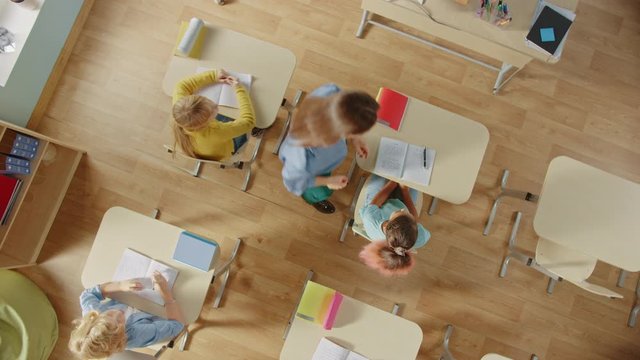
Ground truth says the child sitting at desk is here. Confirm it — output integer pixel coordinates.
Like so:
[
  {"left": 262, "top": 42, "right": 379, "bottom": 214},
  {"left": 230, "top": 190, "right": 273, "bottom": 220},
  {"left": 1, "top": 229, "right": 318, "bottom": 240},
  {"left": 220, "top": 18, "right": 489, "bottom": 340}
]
[
  {"left": 172, "top": 69, "right": 256, "bottom": 160},
  {"left": 278, "top": 83, "right": 378, "bottom": 214},
  {"left": 359, "top": 175, "right": 431, "bottom": 276},
  {"left": 69, "top": 272, "right": 186, "bottom": 359}
]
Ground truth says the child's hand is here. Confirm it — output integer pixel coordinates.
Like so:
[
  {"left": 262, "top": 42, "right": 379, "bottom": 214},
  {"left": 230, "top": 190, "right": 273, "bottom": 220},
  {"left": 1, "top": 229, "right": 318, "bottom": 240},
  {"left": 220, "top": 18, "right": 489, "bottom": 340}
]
[
  {"left": 119, "top": 279, "right": 144, "bottom": 292},
  {"left": 326, "top": 175, "right": 348, "bottom": 190},
  {"left": 352, "top": 137, "right": 369, "bottom": 159},
  {"left": 216, "top": 68, "right": 229, "bottom": 81},
  {"left": 152, "top": 271, "right": 173, "bottom": 301},
  {"left": 223, "top": 76, "right": 239, "bottom": 86}
]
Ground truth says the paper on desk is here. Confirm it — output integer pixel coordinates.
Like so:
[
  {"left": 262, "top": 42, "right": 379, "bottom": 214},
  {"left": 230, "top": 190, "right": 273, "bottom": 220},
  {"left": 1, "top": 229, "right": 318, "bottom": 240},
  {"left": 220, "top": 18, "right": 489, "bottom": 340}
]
[{"left": 195, "top": 67, "right": 252, "bottom": 108}]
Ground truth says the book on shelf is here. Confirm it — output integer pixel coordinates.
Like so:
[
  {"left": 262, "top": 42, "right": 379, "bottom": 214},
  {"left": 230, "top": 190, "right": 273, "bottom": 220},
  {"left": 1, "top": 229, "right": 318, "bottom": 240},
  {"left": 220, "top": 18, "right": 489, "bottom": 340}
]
[
  {"left": 374, "top": 137, "right": 436, "bottom": 186},
  {"left": 0, "top": 175, "right": 22, "bottom": 225},
  {"left": 112, "top": 248, "right": 179, "bottom": 305},
  {"left": 312, "top": 337, "right": 369, "bottom": 360},
  {"left": 297, "top": 281, "right": 344, "bottom": 330},
  {"left": 525, "top": 1, "right": 575, "bottom": 59},
  {"left": 376, "top": 87, "right": 409, "bottom": 131},
  {"left": 0, "top": 129, "right": 39, "bottom": 160},
  {"left": 172, "top": 231, "right": 220, "bottom": 272},
  {"left": 195, "top": 67, "right": 253, "bottom": 109}
]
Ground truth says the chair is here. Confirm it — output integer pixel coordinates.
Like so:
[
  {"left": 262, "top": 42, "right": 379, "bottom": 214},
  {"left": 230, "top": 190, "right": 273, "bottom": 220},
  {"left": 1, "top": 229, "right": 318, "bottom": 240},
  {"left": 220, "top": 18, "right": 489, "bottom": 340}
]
[
  {"left": 109, "top": 327, "right": 189, "bottom": 359},
  {"left": 164, "top": 89, "right": 305, "bottom": 191},
  {"left": 483, "top": 169, "right": 539, "bottom": 236},
  {"left": 499, "top": 212, "right": 623, "bottom": 299},
  {"left": 339, "top": 175, "right": 423, "bottom": 242},
  {"left": 440, "top": 325, "right": 539, "bottom": 360}
]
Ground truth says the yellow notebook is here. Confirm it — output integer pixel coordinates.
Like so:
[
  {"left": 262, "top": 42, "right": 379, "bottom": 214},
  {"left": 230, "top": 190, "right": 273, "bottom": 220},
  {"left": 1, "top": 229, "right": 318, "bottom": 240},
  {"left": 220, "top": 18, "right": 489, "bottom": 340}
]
[
  {"left": 297, "top": 281, "right": 335, "bottom": 323},
  {"left": 173, "top": 20, "right": 207, "bottom": 59}
]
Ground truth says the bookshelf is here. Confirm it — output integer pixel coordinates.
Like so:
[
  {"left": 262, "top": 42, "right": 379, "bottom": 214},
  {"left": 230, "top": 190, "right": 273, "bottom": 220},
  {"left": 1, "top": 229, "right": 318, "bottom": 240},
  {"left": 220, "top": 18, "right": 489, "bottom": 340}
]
[{"left": 0, "top": 119, "right": 84, "bottom": 269}]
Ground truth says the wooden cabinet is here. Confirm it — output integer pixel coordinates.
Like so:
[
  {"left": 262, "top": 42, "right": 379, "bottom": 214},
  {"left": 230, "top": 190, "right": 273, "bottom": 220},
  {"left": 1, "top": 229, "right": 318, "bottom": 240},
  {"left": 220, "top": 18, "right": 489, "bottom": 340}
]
[{"left": 0, "top": 119, "right": 83, "bottom": 268}]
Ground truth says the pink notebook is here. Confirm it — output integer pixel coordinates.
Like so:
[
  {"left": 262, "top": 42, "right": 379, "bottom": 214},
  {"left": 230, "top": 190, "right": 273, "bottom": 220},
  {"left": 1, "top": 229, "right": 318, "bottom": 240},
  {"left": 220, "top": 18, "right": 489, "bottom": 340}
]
[{"left": 322, "top": 292, "right": 344, "bottom": 330}]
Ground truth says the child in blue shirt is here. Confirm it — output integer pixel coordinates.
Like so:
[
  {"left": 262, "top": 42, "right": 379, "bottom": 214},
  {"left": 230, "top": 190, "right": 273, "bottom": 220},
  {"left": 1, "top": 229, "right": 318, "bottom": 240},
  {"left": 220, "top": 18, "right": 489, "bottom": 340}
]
[
  {"left": 359, "top": 174, "right": 431, "bottom": 276},
  {"left": 69, "top": 272, "right": 185, "bottom": 359},
  {"left": 279, "top": 84, "right": 378, "bottom": 214}
]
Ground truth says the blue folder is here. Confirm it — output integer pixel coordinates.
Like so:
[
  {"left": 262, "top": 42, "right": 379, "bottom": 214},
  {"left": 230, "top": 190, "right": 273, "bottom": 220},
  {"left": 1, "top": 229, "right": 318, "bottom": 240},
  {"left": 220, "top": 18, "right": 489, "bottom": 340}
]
[{"left": 173, "top": 231, "right": 220, "bottom": 271}]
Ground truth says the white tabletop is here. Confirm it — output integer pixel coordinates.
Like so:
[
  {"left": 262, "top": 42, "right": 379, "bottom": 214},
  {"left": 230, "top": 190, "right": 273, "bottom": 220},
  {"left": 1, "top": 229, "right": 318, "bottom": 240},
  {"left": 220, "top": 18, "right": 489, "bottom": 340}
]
[
  {"left": 356, "top": 96, "right": 489, "bottom": 204},
  {"left": 162, "top": 23, "right": 296, "bottom": 129},
  {"left": 280, "top": 295, "right": 423, "bottom": 360},
  {"left": 533, "top": 156, "right": 640, "bottom": 272},
  {"left": 481, "top": 354, "right": 513, "bottom": 360},
  {"left": 81, "top": 207, "right": 215, "bottom": 323}
]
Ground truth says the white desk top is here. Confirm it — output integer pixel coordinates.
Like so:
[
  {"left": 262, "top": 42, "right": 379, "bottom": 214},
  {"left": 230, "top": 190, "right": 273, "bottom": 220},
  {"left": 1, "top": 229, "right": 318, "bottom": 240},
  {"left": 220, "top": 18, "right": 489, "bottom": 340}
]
[
  {"left": 356, "top": 96, "right": 489, "bottom": 204},
  {"left": 280, "top": 295, "right": 423, "bottom": 360},
  {"left": 81, "top": 207, "right": 215, "bottom": 323},
  {"left": 162, "top": 23, "right": 296, "bottom": 129},
  {"left": 363, "top": 0, "right": 579, "bottom": 67},
  {"left": 481, "top": 354, "right": 513, "bottom": 360},
  {"left": 533, "top": 156, "right": 640, "bottom": 272}
]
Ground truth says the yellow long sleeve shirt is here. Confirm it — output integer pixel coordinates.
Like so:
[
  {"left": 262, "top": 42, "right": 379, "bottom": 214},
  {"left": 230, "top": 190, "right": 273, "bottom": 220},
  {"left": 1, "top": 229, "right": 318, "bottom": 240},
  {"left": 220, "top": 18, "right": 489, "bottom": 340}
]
[{"left": 172, "top": 71, "right": 256, "bottom": 160}]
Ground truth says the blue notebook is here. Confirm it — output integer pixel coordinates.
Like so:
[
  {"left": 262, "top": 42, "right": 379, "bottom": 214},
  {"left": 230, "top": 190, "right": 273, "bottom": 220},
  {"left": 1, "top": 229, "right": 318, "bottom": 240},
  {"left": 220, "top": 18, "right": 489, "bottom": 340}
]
[{"left": 173, "top": 231, "right": 220, "bottom": 271}]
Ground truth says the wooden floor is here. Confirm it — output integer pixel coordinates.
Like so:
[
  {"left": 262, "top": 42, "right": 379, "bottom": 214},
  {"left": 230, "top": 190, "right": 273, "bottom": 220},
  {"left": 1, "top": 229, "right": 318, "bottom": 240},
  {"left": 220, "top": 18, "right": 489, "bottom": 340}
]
[{"left": 17, "top": 0, "right": 640, "bottom": 359}]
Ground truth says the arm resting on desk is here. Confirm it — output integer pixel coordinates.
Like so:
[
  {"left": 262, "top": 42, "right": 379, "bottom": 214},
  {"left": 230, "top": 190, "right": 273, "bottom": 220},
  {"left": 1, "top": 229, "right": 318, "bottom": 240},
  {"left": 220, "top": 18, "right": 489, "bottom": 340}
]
[
  {"left": 172, "top": 70, "right": 218, "bottom": 103},
  {"left": 215, "top": 84, "right": 256, "bottom": 138},
  {"left": 399, "top": 185, "right": 418, "bottom": 218},
  {"left": 370, "top": 180, "right": 398, "bottom": 208}
]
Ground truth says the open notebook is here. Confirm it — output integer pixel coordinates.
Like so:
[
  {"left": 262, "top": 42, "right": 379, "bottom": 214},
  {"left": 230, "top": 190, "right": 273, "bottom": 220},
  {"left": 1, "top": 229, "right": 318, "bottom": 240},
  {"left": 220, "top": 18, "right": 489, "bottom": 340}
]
[
  {"left": 112, "top": 248, "right": 179, "bottom": 305},
  {"left": 374, "top": 137, "right": 436, "bottom": 186},
  {"left": 195, "top": 67, "right": 253, "bottom": 108},
  {"left": 312, "top": 338, "right": 369, "bottom": 360}
]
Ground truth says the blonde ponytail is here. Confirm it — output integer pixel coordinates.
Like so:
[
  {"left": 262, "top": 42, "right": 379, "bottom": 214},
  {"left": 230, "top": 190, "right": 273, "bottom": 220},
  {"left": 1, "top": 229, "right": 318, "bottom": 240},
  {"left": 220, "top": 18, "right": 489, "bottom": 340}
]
[
  {"left": 171, "top": 94, "right": 218, "bottom": 157},
  {"left": 69, "top": 311, "right": 126, "bottom": 359}
]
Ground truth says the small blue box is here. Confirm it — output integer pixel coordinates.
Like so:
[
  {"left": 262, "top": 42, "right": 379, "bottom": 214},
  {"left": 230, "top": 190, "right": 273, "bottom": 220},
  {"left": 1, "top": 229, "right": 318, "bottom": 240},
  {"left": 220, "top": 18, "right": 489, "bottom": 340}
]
[
  {"left": 540, "top": 27, "right": 556, "bottom": 42},
  {"left": 173, "top": 231, "right": 220, "bottom": 271}
]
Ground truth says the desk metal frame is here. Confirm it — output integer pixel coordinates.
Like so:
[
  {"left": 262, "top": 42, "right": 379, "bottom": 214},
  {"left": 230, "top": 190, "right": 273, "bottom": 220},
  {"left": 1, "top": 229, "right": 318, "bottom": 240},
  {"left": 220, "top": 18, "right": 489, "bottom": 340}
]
[{"left": 356, "top": 10, "right": 521, "bottom": 94}]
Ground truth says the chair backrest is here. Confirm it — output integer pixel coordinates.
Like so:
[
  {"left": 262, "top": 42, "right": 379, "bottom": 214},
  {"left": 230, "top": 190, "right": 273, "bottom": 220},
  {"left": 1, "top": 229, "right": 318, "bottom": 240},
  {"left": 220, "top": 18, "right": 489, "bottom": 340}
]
[
  {"left": 163, "top": 144, "right": 243, "bottom": 164},
  {"left": 535, "top": 238, "right": 623, "bottom": 299},
  {"left": 353, "top": 176, "right": 424, "bottom": 240}
]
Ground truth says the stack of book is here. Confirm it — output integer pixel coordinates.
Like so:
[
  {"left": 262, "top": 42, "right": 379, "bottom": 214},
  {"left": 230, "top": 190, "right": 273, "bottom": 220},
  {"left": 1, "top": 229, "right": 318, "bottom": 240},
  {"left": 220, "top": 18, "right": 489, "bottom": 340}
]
[
  {"left": 0, "top": 175, "right": 22, "bottom": 224},
  {"left": 0, "top": 129, "right": 39, "bottom": 175},
  {"left": 297, "top": 281, "right": 344, "bottom": 330}
]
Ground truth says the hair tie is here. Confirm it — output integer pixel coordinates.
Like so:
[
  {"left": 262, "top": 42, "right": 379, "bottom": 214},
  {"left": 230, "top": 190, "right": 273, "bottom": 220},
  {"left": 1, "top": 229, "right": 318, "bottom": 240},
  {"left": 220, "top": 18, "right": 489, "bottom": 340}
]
[{"left": 393, "top": 247, "right": 407, "bottom": 256}]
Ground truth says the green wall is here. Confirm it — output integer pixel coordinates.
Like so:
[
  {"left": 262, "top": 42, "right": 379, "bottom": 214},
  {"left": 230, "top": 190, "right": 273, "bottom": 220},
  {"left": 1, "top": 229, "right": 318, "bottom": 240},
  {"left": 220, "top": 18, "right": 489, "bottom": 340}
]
[{"left": 0, "top": 0, "right": 83, "bottom": 127}]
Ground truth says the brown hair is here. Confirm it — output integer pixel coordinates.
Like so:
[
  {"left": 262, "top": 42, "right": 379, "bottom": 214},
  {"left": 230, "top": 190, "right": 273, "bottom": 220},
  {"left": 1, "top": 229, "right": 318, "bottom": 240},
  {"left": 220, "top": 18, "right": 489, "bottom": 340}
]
[
  {"left": 358, "top": 214, "right": 418, "bottom": 276},
  {"left": 172, "top": 95, "right": 218, "bottom": 157},
  {"left": 290, "top": 90, "right": 378, "bottom": 147}
]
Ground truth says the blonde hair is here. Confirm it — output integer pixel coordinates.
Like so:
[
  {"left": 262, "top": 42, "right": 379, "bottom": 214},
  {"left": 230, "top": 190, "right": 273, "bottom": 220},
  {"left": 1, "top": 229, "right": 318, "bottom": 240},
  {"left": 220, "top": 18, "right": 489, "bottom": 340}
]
[
  {"left": 69, "top": 311, "right": 126, "bottom": 359},
  {"left": 290, "top": 90, "right": 378, "bottom": 147},
  {"left": 172, "top": 95, "right": 218, "bottom": 157}
]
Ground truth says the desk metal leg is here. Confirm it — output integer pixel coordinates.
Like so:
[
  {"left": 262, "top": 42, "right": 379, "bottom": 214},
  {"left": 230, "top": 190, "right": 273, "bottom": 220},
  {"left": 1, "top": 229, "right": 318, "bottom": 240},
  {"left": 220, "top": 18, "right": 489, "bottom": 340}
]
[
  {"left": 340, "top": 175, "right": 366, "bottom": 243},
  {"left": 273, "top": 90, "right": 305, "bottom": 155},
  {"left": 484, "top": 169, "right": 539, "bottom": 236},
  {"left": 212, "top": 238, "right": 242, "bottom": 308},
  {"left": 240, "top": 133, "right": 263, "bottom": 192},
  {"left": 284, "top": 270, "right": 314, "bottom": 340},
  {"left": 439, "top": 324, "right": 455, "bottom": 360},
  {"left": 617, "top": 269, "right": 627, "bottom": 288},
  {"left": 356, "top": 10, "right": 370, "bottom": 38},
  {"left": 499, "top": 212, "right": 562, "bottom": 291},
  {"left": 391, "top": 303, "right": 400, "bottom": 315},
  {"left": 628, "top": 277, "right": 640, "bottom": 327},
  {"left": 428, "top": 197, "right": 439, "bottom": 215}
]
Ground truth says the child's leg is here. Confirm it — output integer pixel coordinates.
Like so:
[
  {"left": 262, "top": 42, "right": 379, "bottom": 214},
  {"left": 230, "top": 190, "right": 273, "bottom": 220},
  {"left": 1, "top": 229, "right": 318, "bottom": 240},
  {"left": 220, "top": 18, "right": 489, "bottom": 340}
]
[
  {"left": 232, "top": 134, "right": 248, "bottom": 154},
  {"left": 301, "top": 186, "right": 333, "bottom": 204},
  {"left": 363, "top": 174, "right": 388, "bottom": 206}
]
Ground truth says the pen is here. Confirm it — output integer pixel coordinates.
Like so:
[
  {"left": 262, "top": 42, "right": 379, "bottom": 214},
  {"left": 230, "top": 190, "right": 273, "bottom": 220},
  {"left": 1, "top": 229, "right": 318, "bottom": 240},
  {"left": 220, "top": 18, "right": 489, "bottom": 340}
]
[{"left": 423, "top": 147, "right": 427, "bottom": 168}]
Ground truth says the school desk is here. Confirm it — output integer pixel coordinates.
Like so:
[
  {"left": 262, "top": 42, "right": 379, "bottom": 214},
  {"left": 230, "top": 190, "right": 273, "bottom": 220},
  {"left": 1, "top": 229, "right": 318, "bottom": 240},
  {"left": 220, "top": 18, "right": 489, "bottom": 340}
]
[
  {"left": 356, "top": 95, "right": 489, "bottom": 214},
  {"left": 357, "top": 0, "right": 579, "bottom": 94}
]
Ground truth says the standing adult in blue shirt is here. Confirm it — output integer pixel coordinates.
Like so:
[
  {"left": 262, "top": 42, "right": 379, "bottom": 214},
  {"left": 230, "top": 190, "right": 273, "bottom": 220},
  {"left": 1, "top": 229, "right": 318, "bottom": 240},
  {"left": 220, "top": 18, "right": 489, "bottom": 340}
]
[
  {"left": 69, "top": 272, "right": 186, "bottom": 359},
  {"left": 279, "top": 84, "right": 379, "bottom": 214}
]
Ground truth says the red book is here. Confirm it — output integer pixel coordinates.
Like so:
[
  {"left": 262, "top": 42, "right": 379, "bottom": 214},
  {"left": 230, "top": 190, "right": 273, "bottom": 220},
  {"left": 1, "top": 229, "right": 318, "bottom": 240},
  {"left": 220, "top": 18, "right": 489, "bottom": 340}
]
[
  {"left": 376, "top": 87, "right": 409, "bottom": 131},
  {"left": 0, "top": 175, "right": 21, "bottom": 224}
]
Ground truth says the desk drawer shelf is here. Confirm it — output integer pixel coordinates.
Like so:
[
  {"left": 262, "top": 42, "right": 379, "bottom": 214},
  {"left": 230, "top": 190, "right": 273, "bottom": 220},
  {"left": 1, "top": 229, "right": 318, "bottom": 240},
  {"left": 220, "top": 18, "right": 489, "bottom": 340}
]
[{"left": 0, "top": 119, "right": 84, "bottom": 269}]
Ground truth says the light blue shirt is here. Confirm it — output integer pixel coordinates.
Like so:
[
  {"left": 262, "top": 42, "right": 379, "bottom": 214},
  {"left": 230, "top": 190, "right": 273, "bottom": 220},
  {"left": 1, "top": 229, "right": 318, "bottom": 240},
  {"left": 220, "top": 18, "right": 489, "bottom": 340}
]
[
  {"left": 279, "top": 84, "right": 348, "bottom": 196},
  {"left": 80, "top": 286, "right": 184, "bottom": 349},
  {"left": 360, "top": 199, "right": 431, "bottom": 249}
]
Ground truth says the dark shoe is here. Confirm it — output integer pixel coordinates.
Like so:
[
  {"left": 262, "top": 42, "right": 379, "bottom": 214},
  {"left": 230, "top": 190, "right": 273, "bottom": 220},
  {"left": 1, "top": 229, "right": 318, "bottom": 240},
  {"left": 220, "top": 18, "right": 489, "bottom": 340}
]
[
  {"left": 312, "top": 200, "right": 335, "bottom": 214},
  {"left": 251, "top": 127, "right": 265, "bottom": 137}
]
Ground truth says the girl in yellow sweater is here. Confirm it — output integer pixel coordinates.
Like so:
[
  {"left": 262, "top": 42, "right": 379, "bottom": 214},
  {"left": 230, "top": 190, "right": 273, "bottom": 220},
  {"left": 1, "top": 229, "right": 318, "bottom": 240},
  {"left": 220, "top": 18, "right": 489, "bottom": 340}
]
[{"left": 172, "top": 69, "right": 256, "bottom": 160}]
